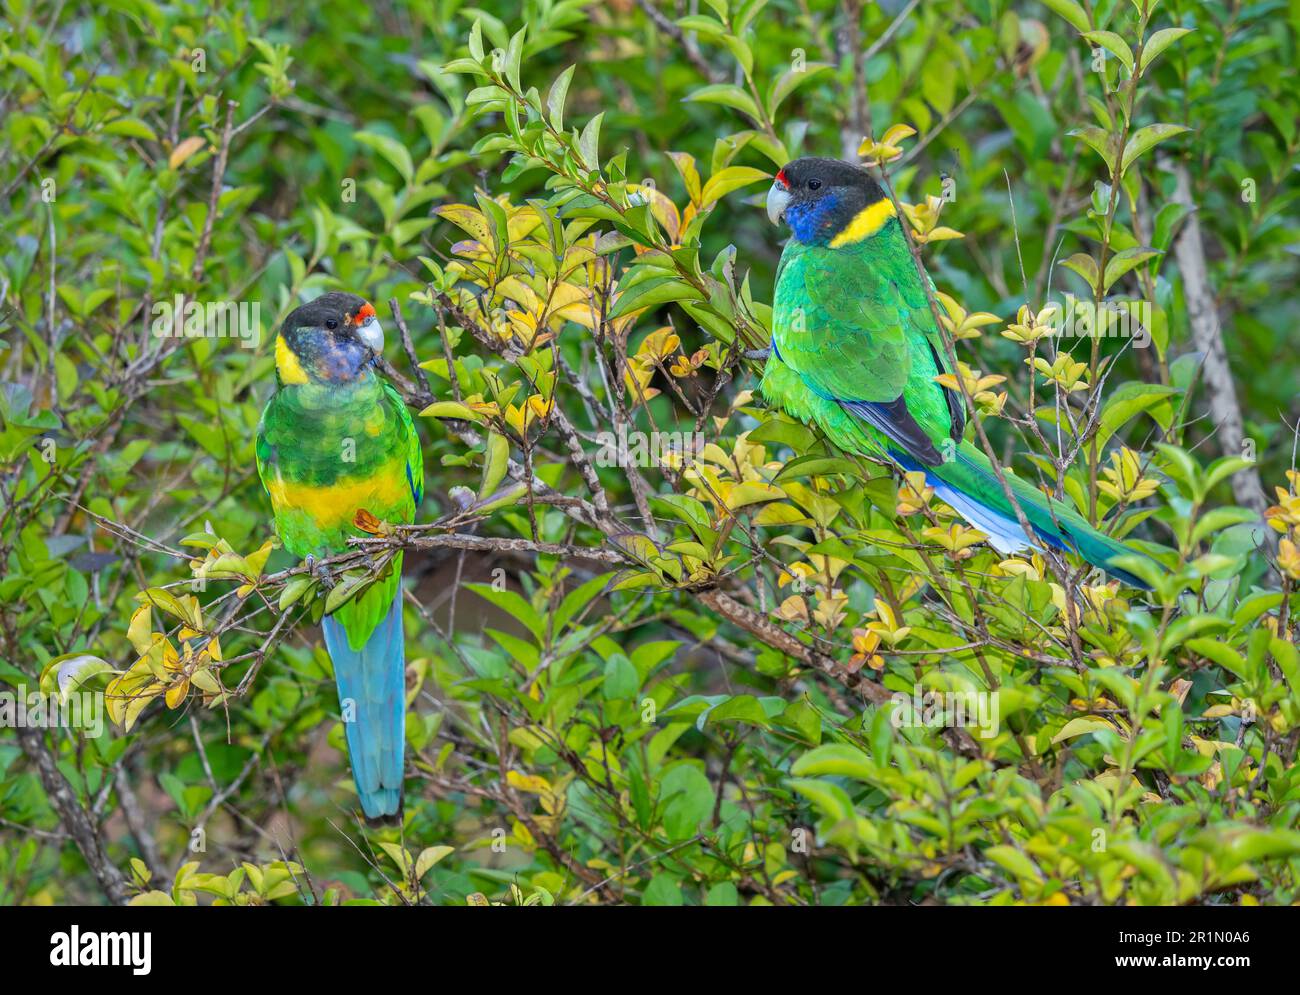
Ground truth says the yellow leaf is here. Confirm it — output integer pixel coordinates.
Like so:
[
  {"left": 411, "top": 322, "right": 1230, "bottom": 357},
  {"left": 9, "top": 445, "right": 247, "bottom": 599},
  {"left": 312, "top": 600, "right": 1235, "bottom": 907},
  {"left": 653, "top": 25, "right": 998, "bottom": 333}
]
[
  {"left": 507, "top": 770, "right": 551, "bottom": 794},
  {"left": 880, "top": 123, "right": 917, "bottom": 146},
  {"left": 168, "top": 136, "right": 205, "bottom": 169},
  {"left": 165, "top": 678, "right": 190, "bottom": 709},
  {"left": 415, "top": 846, "right": 455, "bottom": 878},
  {"left": 699, "top": 166, "right": 770, "bottom": 206},
  {"left": 726, "top": 481, "right": 786, "bottom": 508},
  {"left": 420, "top": 400, "right": 481, "bottom": 421},
  {"left": 127, "top": 605, "right": 154, "bottom": 655}
]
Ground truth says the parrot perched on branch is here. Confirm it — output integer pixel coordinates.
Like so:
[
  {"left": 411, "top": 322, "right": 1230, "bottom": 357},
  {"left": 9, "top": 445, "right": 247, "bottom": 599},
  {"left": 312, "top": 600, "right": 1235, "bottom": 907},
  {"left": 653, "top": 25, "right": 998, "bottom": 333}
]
[
  {"left": 761, "top": 157, "right": 1149, "bottom": 587},
  {"left": 256, "top": 292, "right": 423, "bottom": 819}
]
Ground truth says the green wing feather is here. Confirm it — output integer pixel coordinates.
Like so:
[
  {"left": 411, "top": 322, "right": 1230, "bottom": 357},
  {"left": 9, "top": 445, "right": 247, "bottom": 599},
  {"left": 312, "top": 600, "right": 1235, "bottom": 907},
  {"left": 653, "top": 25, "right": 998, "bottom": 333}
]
[{"left": 770, "top": 219, "right": 963, "bottom": 457}]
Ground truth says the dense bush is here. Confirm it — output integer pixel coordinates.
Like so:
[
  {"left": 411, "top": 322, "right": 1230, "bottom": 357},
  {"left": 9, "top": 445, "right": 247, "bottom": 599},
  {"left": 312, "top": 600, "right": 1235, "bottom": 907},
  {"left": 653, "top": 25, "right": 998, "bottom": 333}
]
[{"left": 1, "top": 0, "right": 1298, "bottom": 905}]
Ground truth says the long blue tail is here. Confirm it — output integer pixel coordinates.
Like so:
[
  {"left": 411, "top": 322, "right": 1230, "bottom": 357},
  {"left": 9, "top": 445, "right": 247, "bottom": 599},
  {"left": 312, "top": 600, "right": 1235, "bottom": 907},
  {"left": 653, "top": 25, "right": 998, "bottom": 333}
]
[{"left": 321, "top": 590, "right": 406, "bottom": 819}]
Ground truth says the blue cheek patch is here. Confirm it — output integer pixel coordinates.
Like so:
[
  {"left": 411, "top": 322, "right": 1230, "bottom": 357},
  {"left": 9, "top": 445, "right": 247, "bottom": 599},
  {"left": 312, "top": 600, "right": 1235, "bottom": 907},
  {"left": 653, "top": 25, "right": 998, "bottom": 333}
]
[
  {"left": 297, "top": 329, "right": 372, "bottom": 382},
  {"left": 785, "top": 191, "right": 843, "bottom": 245}
]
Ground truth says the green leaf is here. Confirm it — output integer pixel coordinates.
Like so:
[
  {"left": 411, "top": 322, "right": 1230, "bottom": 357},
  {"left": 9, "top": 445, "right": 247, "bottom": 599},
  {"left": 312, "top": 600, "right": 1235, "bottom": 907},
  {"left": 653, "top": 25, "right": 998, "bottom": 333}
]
[
  {"left": 1190, "top": 507, "right": 1259, "bottom": 547},
  {"left": 1061, "top": 253, "right": 1099, "bottom": 288},
  {"left": 1138, "top": 28, "right": 1191, "bottom": 74},
  {"left": 1083, "top": 31, "right": 1134, "bottom": 74},
  {"left": 777, "top": 699, "right": 822, "bottom": 744},
  {"left": 700, "top": 165, "right": 769, "bottom": 205},
  {"left": 1067, "top": 126, "right": 1116, "bottom": 173},
  {"left": 554, "top": 572, "right": 615, "bottom": 633},
  {"left": 675, "top": 15, "right": 725, "bottom": 40},
  {"left": 466, "top": 583, "right": 545, "bottom": 642},
  {"left": 985, "top": 845, "right": 1043, "bottom": 882},
  {"left": 39, "top": 653, "right": 116, "bottom": 700},
  {"left": 504, "top": 28, "right": 525, "bottom": 92},
  {"left": 659, "top": 764, "right": 714, "bottom": 841},
  {"left": 704, "top": 881, "right": 740, "bottom": 906},
  {"left": 642, "top": 873, "right": 684, "bottom": 906},
  {"left": 748, "top": 417, "right": 816, "bottom": 452},
  {"left": 1052, "top": 717, "right": 1114, "bottom": 744},
  {"left": 415, "top": 846, "right": 454, "bottom": 878},
  {"left": 323, "top": 572, "right": 371, "bottom": 614},
  {"left": 705, "top": 694, "right": 772, "bottom": 728},
  {"left": 278, "top": 575, "right": 315, "bottom": 611},
  {"left": 419, "top": 400, "right": 481, "bottom": 421},
  {"left": 547, "top": 65, "right": 575, "bottom": 131},
  {"left": 602, "top": 653, "right": 639, "bottom": 700},
  {"left": 774, "top": 455, "right": 860, "bottom": 481},
  {"left": 1103, "top": 247, "right": 1161, "bottom": 292},
  {"left": 721, "top": 34, "right": 753, "bottom": 76},
  {"left": 1120, "top": 124, "right": 1189, "bottom": 175},
  {"left": 790, "top": 743, "right": 874, "bottom": 780},
  {"left": 1040, "top": 0, "right": 1091, "bottom": 33},
  {"left": 1096, "top": 382, "right": 1177, "bottom": 450},
  {"left": 578, "top": 112, "right": 604, "bottom": 169},
  {"left": 608, "top": 276, "right": 706, "bottom": 319},
  {"left": 479, "top": 431, "right": 509, "bottom": 499},
  {"left": 684, "top": 83, "right": 761, "bottom": 121},
  {"left": 766, "top": 63, "right": 832, "bottom": 117},
  {"left": 355, "top": 131, "right": 414, "bottom": 185},
  {"left": 103, "top": 117, "right": 158, "bottom": 141},
  {"left": 1186, "top": 637, "right": 1252, "bottom": 683},
  {"left": 787, "top": 778, "right": 856, "bottom": 821}
]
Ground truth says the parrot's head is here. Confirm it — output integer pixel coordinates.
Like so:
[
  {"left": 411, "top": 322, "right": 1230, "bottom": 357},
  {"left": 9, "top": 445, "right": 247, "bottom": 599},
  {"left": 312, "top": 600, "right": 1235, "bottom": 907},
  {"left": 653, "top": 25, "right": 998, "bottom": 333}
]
[
  {"left": 766, "top": 157, "right": 893, "bottom": 247},
  {"left": 274, "top": 292, "right": 385, "bottom": 385}
]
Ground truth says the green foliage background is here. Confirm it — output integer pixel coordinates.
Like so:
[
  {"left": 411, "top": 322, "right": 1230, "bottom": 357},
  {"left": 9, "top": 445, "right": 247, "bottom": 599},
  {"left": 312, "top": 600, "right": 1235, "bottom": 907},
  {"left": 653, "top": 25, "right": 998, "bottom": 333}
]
[{"left": 1, "top": 0, "right": 1299, "bottom": 906}]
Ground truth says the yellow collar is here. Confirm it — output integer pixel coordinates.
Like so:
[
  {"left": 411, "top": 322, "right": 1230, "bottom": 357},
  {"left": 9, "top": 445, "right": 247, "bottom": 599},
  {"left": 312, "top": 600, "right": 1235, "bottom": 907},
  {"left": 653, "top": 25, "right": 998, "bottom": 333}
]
[
  {"left": 274, "top": 334, "right": 310, "bottom": 385},
  {"left": 829, "top": 197, "right": 897, "bottom": 247}
]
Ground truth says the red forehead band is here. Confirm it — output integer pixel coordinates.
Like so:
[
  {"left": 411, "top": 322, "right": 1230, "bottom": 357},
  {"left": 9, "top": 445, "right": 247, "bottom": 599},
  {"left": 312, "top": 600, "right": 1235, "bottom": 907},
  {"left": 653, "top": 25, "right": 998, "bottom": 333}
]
[
  {"left": 775, "top": 169, "right": 789, "bottom": 189},
  {"left": 350, "top": 302, "right": 376, "bottom": 324}
]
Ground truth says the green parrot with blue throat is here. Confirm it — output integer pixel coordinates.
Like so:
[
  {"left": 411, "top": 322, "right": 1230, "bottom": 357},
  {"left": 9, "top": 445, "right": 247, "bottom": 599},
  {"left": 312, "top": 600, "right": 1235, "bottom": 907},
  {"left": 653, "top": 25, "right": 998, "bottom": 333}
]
[{"left": 761, "top": 157, "right": 1149, "bottom": 586}]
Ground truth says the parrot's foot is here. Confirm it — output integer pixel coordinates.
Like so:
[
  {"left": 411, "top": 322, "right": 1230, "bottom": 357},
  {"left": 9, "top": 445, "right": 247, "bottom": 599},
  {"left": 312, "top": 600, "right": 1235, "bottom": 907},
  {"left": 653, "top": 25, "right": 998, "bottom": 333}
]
[
  {"left": 743, "top": 347, "right": 771, "bottom": 361},
  {"left": 303, "top": 554, "right": 334, "bottom": 587}
]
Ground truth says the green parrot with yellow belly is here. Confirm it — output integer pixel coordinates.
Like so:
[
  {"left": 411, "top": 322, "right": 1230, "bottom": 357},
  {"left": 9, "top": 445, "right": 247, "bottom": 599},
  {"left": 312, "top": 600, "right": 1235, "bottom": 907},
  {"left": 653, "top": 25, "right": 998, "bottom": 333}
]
[
  {"left": 256, "top": 292, "right": 422, "bottom": 819},
  {"left": 761, "top": 157, "right": 1150, "bottom": 586}
]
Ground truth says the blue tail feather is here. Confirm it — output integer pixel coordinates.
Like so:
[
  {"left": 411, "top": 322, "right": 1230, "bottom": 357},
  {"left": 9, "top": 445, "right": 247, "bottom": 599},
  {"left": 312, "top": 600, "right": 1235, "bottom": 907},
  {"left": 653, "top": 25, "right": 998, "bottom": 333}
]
[
  {"left": 892, "top": 447, "right": 1154, "bottom": 589},
  {"left": 322, "top": 590, "right": 406, "bottom": 819}
]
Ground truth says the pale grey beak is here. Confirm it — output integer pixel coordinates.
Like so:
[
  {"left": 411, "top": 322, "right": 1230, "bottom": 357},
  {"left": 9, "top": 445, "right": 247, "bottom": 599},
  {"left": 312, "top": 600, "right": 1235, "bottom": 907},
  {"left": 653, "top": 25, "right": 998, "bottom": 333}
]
[
  {"left": 357, "top": 315, "right": 385, "bottom": 355},
  {"left": 766, "top": 183, "right": 791, "bottom": 226}
]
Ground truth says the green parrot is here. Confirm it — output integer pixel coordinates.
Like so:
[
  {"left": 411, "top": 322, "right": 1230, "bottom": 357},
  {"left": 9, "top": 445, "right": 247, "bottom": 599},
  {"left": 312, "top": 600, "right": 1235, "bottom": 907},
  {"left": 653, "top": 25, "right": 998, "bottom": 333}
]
[
  {"left": 256, "top": 292, "right": 423, "bottom": 818},
  {"left": 761, "top": 157, "right": 1148, "bottom": 586}
]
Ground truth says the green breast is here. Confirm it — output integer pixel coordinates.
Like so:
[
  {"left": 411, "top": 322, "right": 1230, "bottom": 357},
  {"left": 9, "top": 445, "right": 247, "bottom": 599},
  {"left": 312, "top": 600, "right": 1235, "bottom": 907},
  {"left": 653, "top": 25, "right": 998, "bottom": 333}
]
[
  {"left": 256, "top": 376, "right": 417, "bottom": 558},
  {"left": 766, "top": 223, "right": 957, "bottom": 449}
]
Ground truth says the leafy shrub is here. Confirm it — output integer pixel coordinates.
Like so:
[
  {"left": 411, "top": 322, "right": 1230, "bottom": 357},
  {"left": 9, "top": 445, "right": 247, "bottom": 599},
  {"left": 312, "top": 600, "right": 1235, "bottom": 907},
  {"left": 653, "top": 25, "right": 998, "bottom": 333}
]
[{"left": 1, "top": 0, "right": 1298, "bottom": 906}]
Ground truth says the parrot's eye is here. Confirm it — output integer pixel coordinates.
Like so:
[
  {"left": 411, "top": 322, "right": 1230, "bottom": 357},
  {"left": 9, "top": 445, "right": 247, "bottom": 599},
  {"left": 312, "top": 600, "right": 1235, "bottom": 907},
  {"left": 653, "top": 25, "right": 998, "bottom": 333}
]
[
  {"left": 325, "top": 318, "right": 339, "bottom": 330},
  {"left": 807, "top": 178, "right": 822, "bottom": 191}
]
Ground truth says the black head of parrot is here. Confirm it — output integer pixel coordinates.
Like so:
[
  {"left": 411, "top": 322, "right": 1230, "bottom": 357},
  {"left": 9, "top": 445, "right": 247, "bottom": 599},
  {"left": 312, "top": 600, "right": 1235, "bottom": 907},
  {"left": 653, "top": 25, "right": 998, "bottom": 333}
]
[
  {"left": 766, "top": 157, "right": 889, "bottom": 247},
  {"left": 276, "top": 291, "right": 385, "bottom": 385}
]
